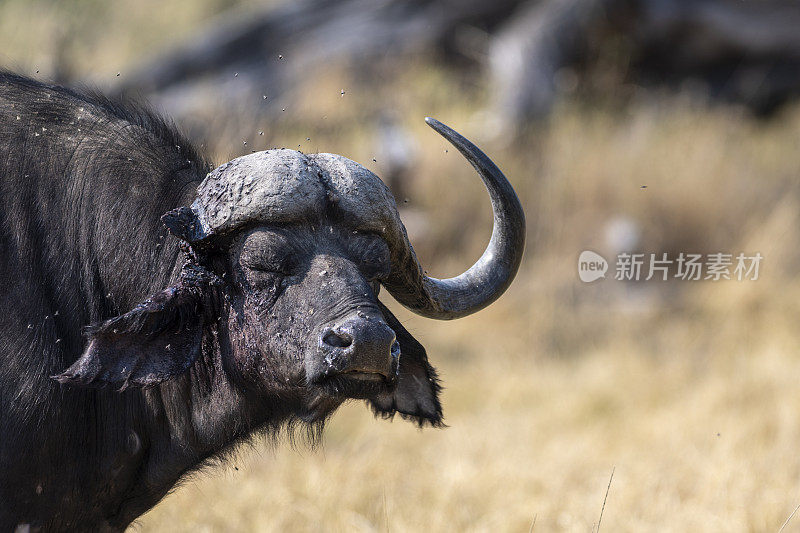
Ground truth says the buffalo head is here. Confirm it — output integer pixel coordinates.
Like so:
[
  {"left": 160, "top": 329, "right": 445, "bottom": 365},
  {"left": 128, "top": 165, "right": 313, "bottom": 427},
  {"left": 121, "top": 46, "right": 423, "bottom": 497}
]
[{"left": 56, "top": 118, "right": 525, "bottom": 426}]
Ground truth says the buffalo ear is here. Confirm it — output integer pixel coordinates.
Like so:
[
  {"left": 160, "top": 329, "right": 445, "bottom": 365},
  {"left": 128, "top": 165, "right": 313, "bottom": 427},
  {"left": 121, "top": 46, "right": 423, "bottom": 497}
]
[
  {"left": 369, "top": 302, "right": 444, "bottom": 427},
  {"left": 54, "top": 264, "right": 218, "bottom": 390}
]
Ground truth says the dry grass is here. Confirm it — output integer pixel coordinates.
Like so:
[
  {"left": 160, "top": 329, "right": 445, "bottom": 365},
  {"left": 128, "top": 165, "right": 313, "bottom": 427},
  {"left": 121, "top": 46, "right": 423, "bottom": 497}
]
[{"left": 4, "top": 1, "right": 800, "bottom": 531}]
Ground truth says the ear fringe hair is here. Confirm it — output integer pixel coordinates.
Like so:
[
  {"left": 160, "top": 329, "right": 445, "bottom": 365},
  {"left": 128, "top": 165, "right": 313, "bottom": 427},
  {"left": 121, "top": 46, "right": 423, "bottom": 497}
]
[{"left": 84, "top": 261, "right": 221, "bottom": 339}]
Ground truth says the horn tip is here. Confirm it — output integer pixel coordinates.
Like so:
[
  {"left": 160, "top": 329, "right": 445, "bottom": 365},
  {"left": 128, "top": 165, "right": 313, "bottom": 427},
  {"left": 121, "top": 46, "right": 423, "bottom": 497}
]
[
  {"left": 424, "top": 117, "right": 452, "bottom": 138},
  {"left": 424, "top": 116, "right": 441, "bottom": 128}
]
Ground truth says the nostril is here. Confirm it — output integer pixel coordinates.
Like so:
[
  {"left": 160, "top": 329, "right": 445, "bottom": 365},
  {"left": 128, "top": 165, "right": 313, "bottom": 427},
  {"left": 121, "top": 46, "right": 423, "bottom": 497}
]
[{"left": 322, "top": 330, "right": 352, "bottom": 348}]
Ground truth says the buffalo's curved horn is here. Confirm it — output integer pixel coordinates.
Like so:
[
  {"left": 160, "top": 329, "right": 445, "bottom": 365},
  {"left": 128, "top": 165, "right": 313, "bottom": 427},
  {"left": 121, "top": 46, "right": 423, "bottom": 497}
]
[{"left": 383, "top": 117, "right": 526, "bottom": 320}]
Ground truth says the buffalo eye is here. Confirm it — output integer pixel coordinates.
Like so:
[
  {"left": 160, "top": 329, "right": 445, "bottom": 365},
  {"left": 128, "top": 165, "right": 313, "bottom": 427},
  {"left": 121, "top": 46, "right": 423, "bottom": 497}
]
[
  {"left": 239, "top": 257, "right": 294, "bottom": 297},
  {"left": 239, "top": 230, "right": 300, "bottom": 276},
  {"left": 245, "top": 256, "right": 296, "bottom": 276}
]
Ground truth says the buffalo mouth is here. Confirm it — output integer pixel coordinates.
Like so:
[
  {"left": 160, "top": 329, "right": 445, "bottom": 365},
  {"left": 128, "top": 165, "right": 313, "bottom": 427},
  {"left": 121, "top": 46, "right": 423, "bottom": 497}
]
[
  {"left": 340, "top": 369, "right": 386, "bottom": 381},
  {"left": 314, "top": 371, "right": 397, "bottom": 400}
]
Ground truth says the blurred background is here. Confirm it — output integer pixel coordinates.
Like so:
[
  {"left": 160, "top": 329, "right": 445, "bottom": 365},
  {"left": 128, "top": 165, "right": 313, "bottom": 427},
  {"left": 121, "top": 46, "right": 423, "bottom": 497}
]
[{"left": 4, "top": 0, "right": 800, "bottom": 530}]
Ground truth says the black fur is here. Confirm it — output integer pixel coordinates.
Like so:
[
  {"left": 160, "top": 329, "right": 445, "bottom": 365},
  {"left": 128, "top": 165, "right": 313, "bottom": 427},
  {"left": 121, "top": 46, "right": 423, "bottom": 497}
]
[{"left": 0, "top": 71, "right": 231, "bottom": 530}]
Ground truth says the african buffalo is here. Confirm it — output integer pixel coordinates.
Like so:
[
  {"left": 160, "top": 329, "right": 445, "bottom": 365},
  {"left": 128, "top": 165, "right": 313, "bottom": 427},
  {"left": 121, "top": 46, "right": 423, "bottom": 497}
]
[{"left": 0, "top": 71, "right": 524, "bottom": 530}]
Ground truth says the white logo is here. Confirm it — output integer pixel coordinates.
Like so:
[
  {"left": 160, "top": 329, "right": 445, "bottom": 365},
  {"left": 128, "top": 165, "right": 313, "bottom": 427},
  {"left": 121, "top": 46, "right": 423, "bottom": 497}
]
[{"left": 578, "top": 251, "right": 608, "bottom": 282}]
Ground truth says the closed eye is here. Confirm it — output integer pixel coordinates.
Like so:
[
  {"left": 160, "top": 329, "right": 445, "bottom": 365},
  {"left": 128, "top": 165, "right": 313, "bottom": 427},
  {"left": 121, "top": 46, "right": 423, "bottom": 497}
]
[
  {"left": 242, "top": 251, "right": 298, "bottom": 276},
  {"left": 247, "top": 260, "right": 294, "bottom": 276}
]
